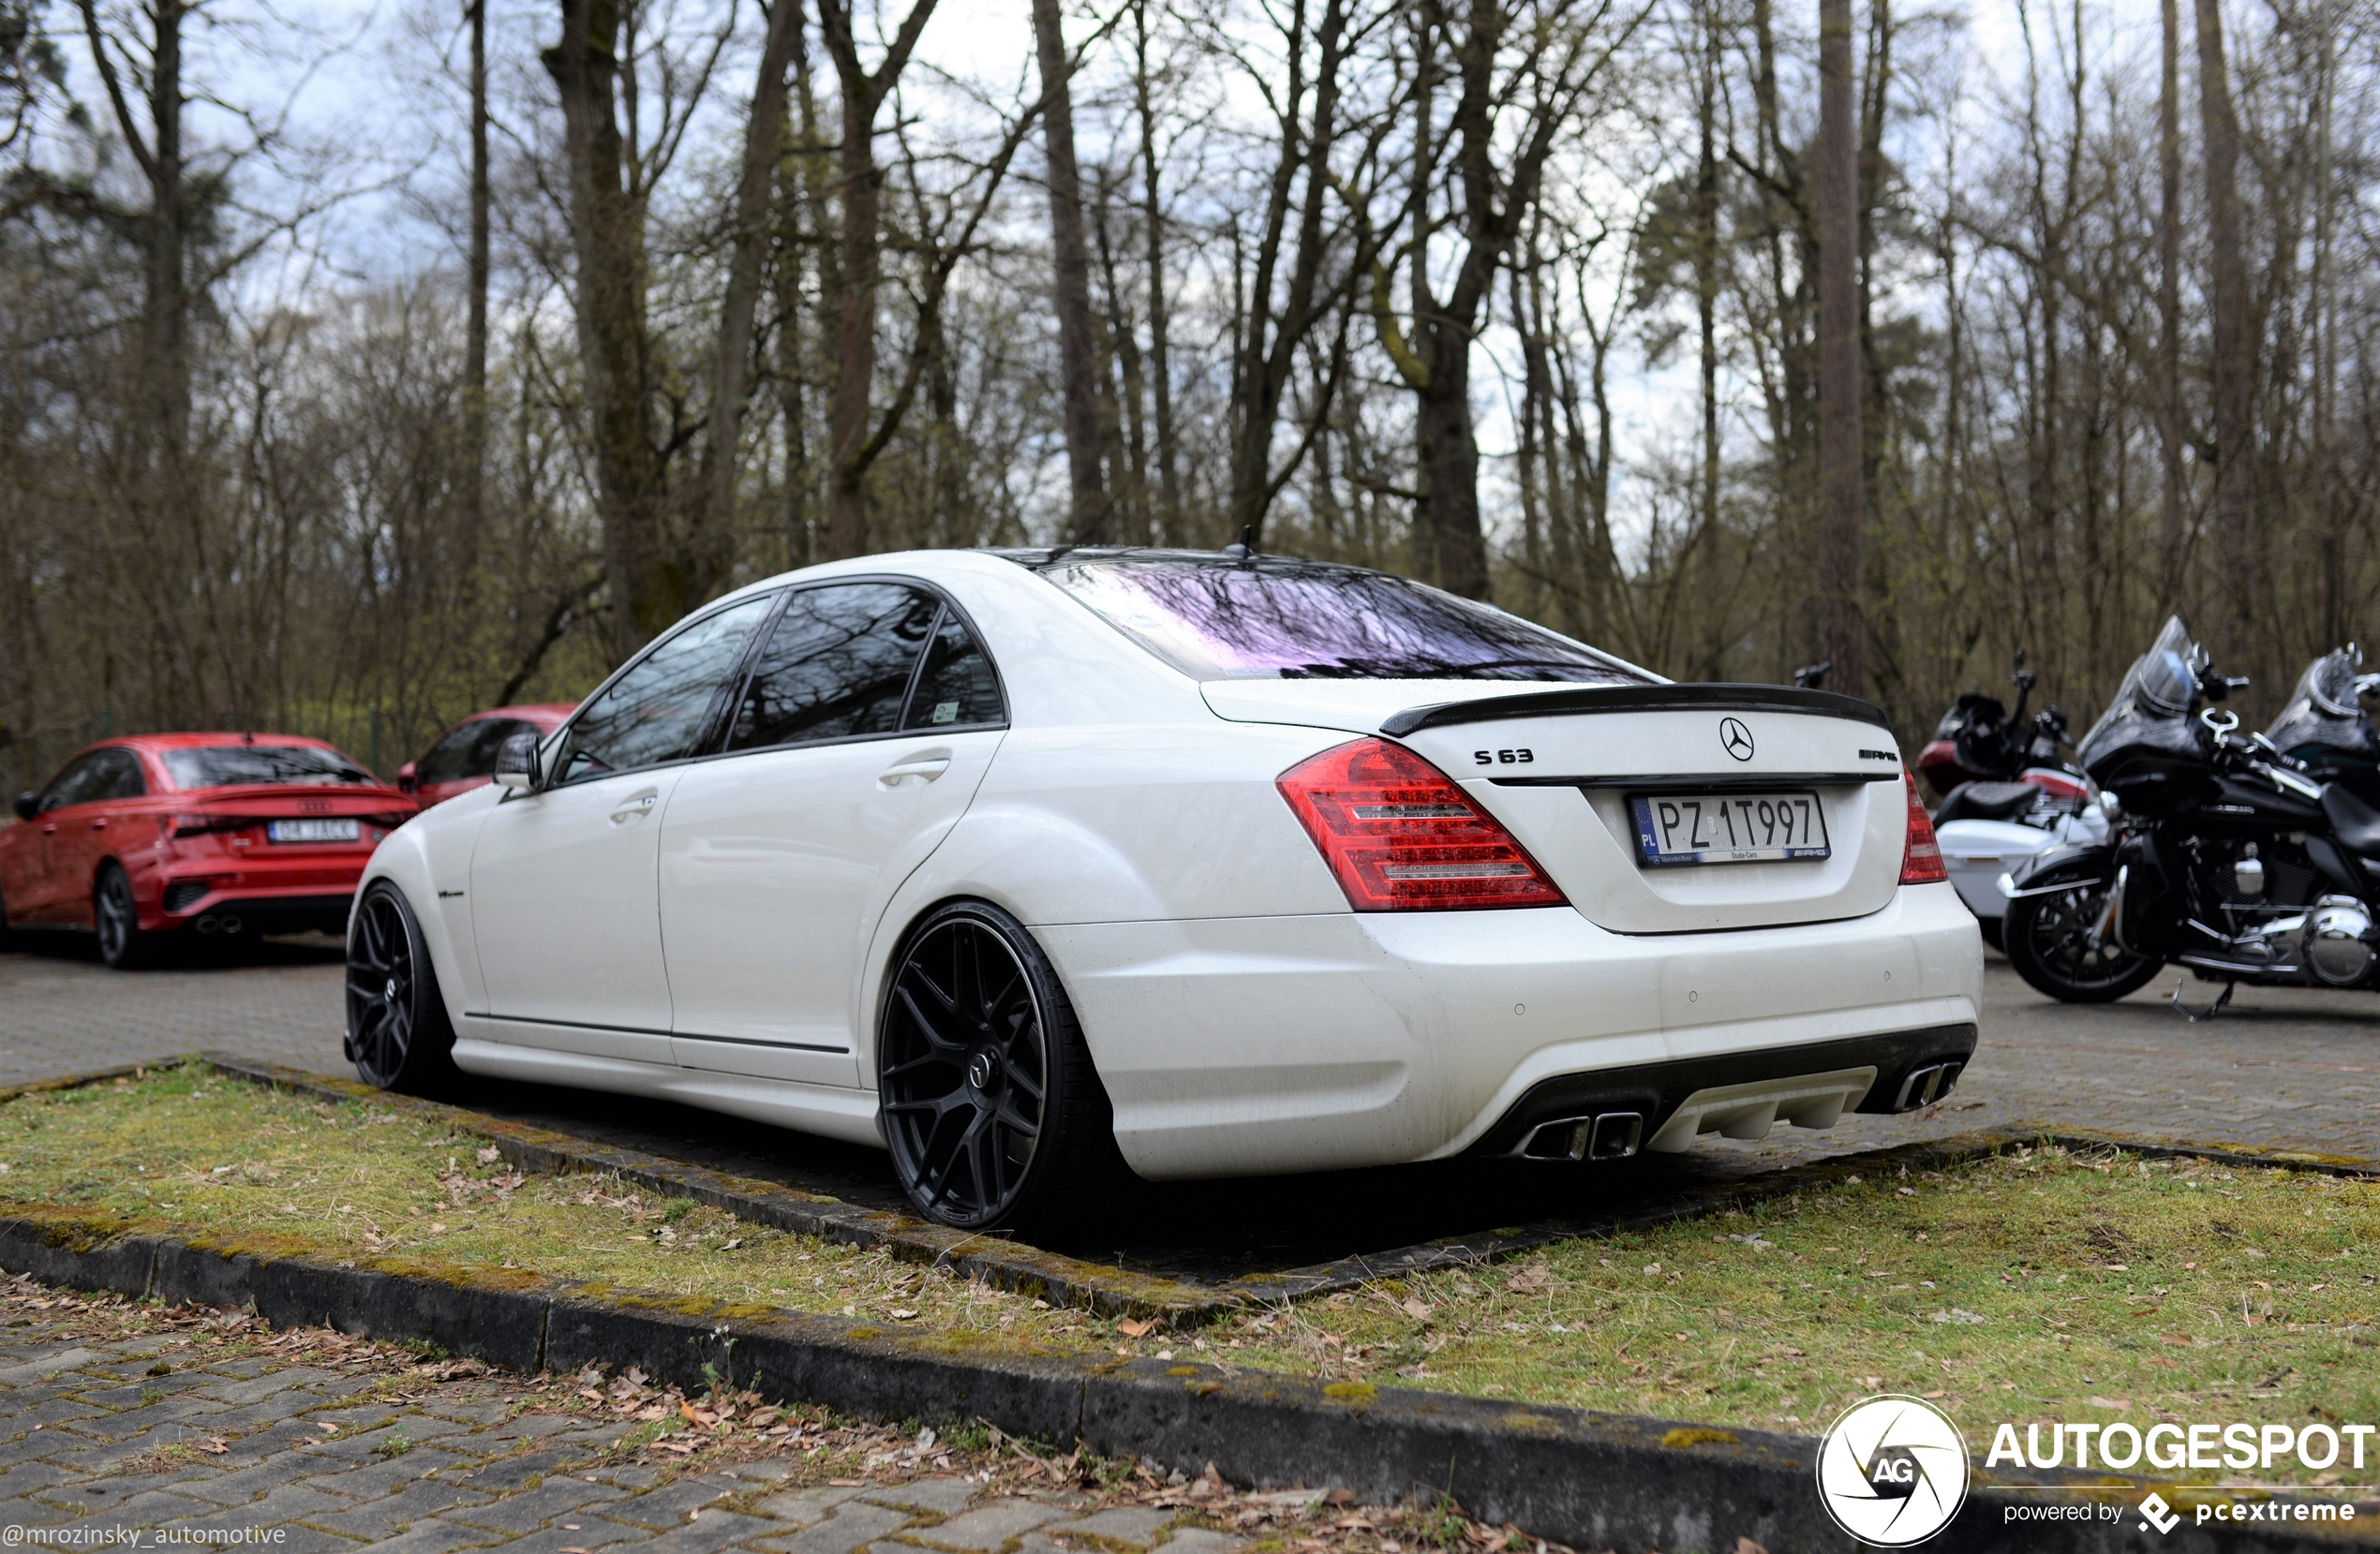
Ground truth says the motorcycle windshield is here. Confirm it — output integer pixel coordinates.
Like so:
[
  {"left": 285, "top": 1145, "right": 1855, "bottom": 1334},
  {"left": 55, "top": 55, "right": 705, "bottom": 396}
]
[
  {"left": 2077, "top": 615, "right": 2205, "bottom": 779},
  {"left": 2267, "top": 650, "right": 2379, "bottom": 760}
]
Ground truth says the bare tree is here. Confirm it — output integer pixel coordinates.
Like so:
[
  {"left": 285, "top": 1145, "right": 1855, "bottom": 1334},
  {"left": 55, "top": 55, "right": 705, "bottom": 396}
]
[
  {"left": 1374, "top": 0, "right": 1635, "bottom": 599},
  {"left": 2194, "top": 0, "right": 2255, "bottom": 675},
  {"left": 1031, "top": 0, "right": 1108, "bottom": 541},
  {"left": 815, "top": 0, "right": 942, "bottom": 558},
  {"left": 1814, "top": 0, "right": 1862, "bottom": 692}
]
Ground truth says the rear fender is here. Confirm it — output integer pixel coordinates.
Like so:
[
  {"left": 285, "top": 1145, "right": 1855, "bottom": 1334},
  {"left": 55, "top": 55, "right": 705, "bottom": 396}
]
[{"left": 2004, "top": 842, "right": 2116, "bottom": 895}]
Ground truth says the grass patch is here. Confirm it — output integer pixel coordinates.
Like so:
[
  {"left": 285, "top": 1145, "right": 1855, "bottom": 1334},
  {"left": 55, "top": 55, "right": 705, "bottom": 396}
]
[
  {"left": 0, "top": 1067, "right": 1098, "bottom": 1347},
  {"left": 6, "top": 1068, "right": 2376, "bottom": 1483},
  {"left": 1213, "top": 1144, "right": 2380, "bottom": 1481}
]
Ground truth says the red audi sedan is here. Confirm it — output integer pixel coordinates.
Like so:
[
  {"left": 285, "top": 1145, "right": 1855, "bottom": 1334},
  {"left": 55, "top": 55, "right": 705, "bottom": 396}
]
[
  {"left": 0, "top": 733, "right": 413, "bottom": 968},
  {"left": 395, "top": 703, "right": 576, "bottom": 810}
]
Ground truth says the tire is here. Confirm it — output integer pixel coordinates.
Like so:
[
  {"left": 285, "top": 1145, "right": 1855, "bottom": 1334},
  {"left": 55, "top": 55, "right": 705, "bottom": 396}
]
[
  {"left": 95, "top": 863, "right": 156, "bottom": 969},
  {"left": 877, "top": 900, "right": 1123, "bottom": 1234},
  {"left": 0, "top": 882, "right": 14, "bottom": 953},
  {"left": 2002, "top": 866, "right": 2163, "bottom": 1002},
  {"left": 344, "top": 881, "right": 460, "bottom": 1094}
]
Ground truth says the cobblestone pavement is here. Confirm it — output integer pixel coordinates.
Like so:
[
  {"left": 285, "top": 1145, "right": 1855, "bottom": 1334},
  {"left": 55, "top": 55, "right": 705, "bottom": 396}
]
[
  {"left": 0, "top": 941, "right": 347, "bottom": 1084},
  {"left": 0, "top": 1282, "right": 1431, "bottom": 1554},
  {"left": 5, "top": 940, "right": 2377, "bottom": 1172}
]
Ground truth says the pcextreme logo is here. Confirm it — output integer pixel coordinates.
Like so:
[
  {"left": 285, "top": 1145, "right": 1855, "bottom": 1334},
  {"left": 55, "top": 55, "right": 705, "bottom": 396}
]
[{"left": 1816, "top": 1395, "right": 1971, "bottom": 1547}]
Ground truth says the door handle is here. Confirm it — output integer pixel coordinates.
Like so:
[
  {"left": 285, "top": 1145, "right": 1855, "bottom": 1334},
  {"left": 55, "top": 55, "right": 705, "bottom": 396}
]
[
  {"left": 878, "top": 757, "right": 951, "bottom": 788},
  {"left": 88, "top": 820, "right": 107, "bottom": 831},
  {"left": 608, "top": 791, "right": 661, "bottom": 824}
]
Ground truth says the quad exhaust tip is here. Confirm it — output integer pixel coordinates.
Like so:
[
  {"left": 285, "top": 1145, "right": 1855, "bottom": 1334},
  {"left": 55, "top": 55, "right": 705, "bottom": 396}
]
[
  {"left": 1518, "top": 1111, "right": 1644, "bottom": 1162},
  {"left": 1891, "top": 1060, "right": 1963, "bottom": 1112},
  {"left": 194, "top": 915, "right": 245, "bottom": 935}
]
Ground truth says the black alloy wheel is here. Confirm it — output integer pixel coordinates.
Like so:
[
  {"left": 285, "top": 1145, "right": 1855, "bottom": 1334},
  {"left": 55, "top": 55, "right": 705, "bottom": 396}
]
[
  {"left": 878, "top": 901, "right": 1119, "bottom": 1234},
  {"left": 95, "top": 864, "right": 153, "bottom": 969},
  {"left": 2002, "top": 866, "right": 2163, "bottom": 1002},
  {"left": 345, "top": 881, "right": 459, "bottom": 1093}
]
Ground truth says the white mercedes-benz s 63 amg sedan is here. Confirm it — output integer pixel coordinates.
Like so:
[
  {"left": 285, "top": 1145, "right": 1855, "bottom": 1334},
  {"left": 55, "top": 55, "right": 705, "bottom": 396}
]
[{"left": 344, "top": 546, "right": 1983, "bottom": 1232}]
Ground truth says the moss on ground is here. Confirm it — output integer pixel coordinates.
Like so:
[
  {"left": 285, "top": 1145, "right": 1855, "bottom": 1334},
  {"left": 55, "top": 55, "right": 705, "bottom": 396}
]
[
  {"left": 0, "top": 1067, "right": 1101, "bottom": 1348},
  {"left": 5, "top": 1068, "right": 2376, "bottom": 1480},
  {"left": 1207, "top": 1143, "right": 2380, "bottom": 1479}
]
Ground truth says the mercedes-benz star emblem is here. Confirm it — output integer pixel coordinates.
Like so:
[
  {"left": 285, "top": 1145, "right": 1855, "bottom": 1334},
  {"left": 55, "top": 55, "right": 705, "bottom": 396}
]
[{"left": 1719, "top": 717, "right": 1755, "bottom": 762}]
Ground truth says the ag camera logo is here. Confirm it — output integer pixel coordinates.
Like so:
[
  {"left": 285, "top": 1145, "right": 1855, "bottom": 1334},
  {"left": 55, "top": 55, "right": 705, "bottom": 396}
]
[{"left": 1817, "top": 1395, "right": 1971, "bottom": 1546}]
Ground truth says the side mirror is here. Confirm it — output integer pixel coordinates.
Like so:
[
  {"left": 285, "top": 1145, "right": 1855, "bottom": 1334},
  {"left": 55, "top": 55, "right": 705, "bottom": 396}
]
[
  {"left": 11, "top": 792, "right": 36, "bottom": 821},
  {"left": 493, "top": 731, "right": 543, "bottom": 792},
  {"left": 395, "top": 762, "right": 417, "bottom": 794}
]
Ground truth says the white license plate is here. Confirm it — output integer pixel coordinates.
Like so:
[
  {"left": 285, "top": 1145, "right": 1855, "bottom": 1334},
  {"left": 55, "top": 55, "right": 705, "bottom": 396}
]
[
  {"left": 1629, "top": 792, "right": 1829, "bottom": 866},
  {"left": 266, "top": 818, "right": 359, "bottom": 844}
]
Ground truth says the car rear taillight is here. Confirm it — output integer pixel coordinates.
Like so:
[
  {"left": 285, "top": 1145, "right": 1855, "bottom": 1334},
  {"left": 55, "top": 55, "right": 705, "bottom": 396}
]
[
  {"left": 1900, "top": 768, "right": 1948, "bottom": 884},
  {"left": 1277, "top": 738, "right": 1568, "bottom": 910}
]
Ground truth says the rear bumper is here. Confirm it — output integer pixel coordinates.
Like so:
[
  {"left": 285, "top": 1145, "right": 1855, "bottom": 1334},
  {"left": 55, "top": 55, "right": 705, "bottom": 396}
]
[
  {"left": 1465, "top": 1022, "right": 1975, "bottom": 1161},
  {"left": 146, "top": 863, "right": 364, "bottom": 935},
  {"left": 1038, "top": 881, "right": 1984, "bottom": 1179}
]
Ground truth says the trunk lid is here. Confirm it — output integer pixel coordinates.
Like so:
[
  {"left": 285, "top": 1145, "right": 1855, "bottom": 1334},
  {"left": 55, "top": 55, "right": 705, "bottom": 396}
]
[{"left": 1208, "top": 680, "right": 1910, "bottom": 933}]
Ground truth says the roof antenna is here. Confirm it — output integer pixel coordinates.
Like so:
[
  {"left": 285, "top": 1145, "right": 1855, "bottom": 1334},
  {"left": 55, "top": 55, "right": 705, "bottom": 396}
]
[{"left": 1221, "top": 525, "right": 1257, "bottom": 562}]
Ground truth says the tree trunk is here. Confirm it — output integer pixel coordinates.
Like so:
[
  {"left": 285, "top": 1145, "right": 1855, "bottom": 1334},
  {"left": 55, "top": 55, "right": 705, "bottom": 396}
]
[
  {"left": 816, "top": 0, "right": 943, "bottom": 560},
  {"left": 464, "top": 0, "right": 489, "bottom": 532},
  {"left": 2155, "top": 0, "right": 2183, "bottom": 610},
  {"left": 544, "top": 0, "right": 664, "bottom": 655},
  {"left": 1814, "top": 0, "right": 1864, "bottom": 695},
  {"left": 777, "top": 23, "right": 832, "bottom": 568},
  {"left": 2194, "top": 0, "right": 2254, "bottom": 673},
  {"left": 1030, "top": 0, "right": 1108, "bottom": 542},
  {"left": 1133, "top": 0, "right": 1181, "bottom": 544},
  {"left": 824, "top": 73, "right": 882, "bottom": 559},
  {"left": 146, "top": 0, "right": 187, "bottom": 481},
  {"left": 1416, "top": 339, "right": 1488, "bottom": 598},
  {"left": 1694, "top": 0, "right": 1720, "bottom": 578},
  {"left": 697, "top": 0, "right": 805, "bottom": 583}
]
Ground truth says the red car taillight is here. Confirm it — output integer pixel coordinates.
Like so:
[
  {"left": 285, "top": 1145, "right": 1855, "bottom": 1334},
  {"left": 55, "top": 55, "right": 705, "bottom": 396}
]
[
  {"left": 1900, "top": 767, "right": 1948, "bottom": 884},
  {"left": 1276, "top": 738, "right": 1568, "bottom": 911}
]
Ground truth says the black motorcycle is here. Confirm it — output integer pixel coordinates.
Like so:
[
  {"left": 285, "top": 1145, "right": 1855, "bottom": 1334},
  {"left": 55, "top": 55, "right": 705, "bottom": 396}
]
[
  {"left": 1916, "top": 651, "right": 2090, "bottom": 819},
  {"left": 2001, "top": 617, "right": 2380, "bottom": 1006},
  {"left": 2266, "top": 645, "right": 2380, "bottom": 805}
]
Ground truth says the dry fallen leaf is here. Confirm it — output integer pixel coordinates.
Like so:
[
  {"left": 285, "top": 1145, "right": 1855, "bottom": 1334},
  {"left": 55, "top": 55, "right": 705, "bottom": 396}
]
[
  {"left": 889, "top": 1309, "right": 920, "bottom": 1321},
  {"left": 1118, "top": 1318, "right": 1160, "bottom": 1339},
  {"left": 1401, "top": 1297, "right": 1433, "bottom": 1322},
  {"left": 476, "top": 1146, "right": 501, "bottom": 1165}
]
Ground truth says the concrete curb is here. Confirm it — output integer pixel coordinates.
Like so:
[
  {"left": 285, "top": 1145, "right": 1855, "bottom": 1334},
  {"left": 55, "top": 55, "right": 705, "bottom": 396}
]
[{"left": 0, "top": 1209, "right": 2369, "bottom": 1552}]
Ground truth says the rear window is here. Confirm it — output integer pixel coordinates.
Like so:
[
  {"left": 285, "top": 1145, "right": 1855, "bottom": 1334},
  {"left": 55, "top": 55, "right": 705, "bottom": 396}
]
[
  {"left": 162, "top": 745, "right": 374, "bottom": 790},
  {"left": 1027, "top": 555, "right": 1648, "bottom": 683}
]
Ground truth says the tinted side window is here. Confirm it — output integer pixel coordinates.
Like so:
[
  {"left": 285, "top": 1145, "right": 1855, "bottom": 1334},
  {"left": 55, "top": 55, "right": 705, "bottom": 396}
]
[
  {"left": 726, "top": 584, "right": 939, "bottom": 750},
  {"left": 421, "top": 718, "right": 530, "bottom": 782},
  {"left": 37, "top": 754, "right": 106, "bottom": 813},
  {"left": 93, "top": 749, "right": 145, "bottom": 801},
  {"left": 902, "top": 611, "right": 1004, "bottom": 730},
  {"left": 416, "top": 721, "right": 485, "bottom": 783},
  {"left": 557, "top": 597, "right": 776, "bottom": 782}
]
